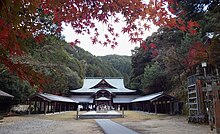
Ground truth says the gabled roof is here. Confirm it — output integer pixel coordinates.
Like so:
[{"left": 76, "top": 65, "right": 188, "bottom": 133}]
[
  {"left": 70, "top": 77, "right": 135, "bottom": 93},
  {"left": 131, "top": 92, "right": 175, "bottom": 103},
  {"left": 29, "top": 93, "right": 75, "bottom": 103},
  {"left": 90, "top": 79, "right": 116, "bottom": 89},
  {"left": 0, "top": 90, "right": 14, "bottom": 98}
]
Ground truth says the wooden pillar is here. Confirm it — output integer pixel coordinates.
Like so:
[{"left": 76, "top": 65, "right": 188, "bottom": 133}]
[
  {"left": 214, "top": 90, "right": 220, "bottom": 133},
  {"left": 165, "top": 102, "right": 167, "bottom": 114},
  {"left": 53, "top": 102, "right": 55, "bottom": 113},
  {"left": 122, "top": 107, "right": 125, "bottom": 118},
  {"left": 59, "top": 102, "right": 62, "bottom": 112},
  {"left": 154, "top": 102, "right": 157, "bottom": 114},
  {"left": 109, "top": 94, "right": 112, "bottom": 107},
  {"left": 76, "top": 106, "right": 79, "bottom": 120},
  {"left": 64, "top": 103, "right": 66, "bottom": 112},
  {"left": 39, "top": 100, "right": 42, "bottom": 113},
  {"left": 68, "top": 104, "right": 70, "bottom": 111},
  {"left": 67, "top": 103, "right": 69, "bottom": 111},
  {"left": 51, "top": 102, "right": 53, "bottom": 113},
  {"left": 44, "top": 101, "right": 47, "bottom": 114},
  {"left": 170, "top": 101, "right": 173, "bottom": 115},
  {"left": 95, "top": 94, "right": 97, "bottom": 105},
  {"left": 51, "top": 102, "right": 52, "bottom": 113},
  {"left": 47, "top": 102, "right": 50, "bottom": 113},
  {"left": 158, "top": 102, "right": 160, "bottom": 113},
  {"left": 34, "top": 101, "right": 37, "bottom": 114},
  {"left": 28, "top": 100, "right": 31, "bottom": 115}
]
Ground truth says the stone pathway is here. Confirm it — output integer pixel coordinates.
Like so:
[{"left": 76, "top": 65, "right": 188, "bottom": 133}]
[{"left": 96, "top": 119, "right": 139, "bottom": 134}]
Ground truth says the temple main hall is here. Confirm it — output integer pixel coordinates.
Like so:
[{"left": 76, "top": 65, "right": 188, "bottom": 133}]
[
  {"left": 27, "top": 77, "right": 179, "bottom": 114},
  {"left": 69, "top": 77, "right": 138, "bottom": 110}
]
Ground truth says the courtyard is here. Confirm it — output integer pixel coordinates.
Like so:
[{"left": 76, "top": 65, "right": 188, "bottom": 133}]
[{"left": 0, "top": 111, "right": 215, "bottom": 134}]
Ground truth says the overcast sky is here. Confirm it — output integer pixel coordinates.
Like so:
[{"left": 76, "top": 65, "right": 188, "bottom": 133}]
[{"left": 61, "top": 20, "right": 158, "bottom": 56}]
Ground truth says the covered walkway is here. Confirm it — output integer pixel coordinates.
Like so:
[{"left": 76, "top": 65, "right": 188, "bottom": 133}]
[
  {"left": 27, "top": 93, "right": 76, "bottom": 114},
  {"left": 0, "top": 90, "right": 14, "bottom": 113},
  {"left": 131, "top": 92, "right": 178, "bottom": 114}
]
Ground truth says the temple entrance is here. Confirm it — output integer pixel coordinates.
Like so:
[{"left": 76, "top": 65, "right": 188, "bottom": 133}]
[
  {"left": 97, "top": 102, "right": 109, "bottom": 106},
  {"left": 94, "top": 89, "right": 113, "bottom": 112},
  {"left": 95, "top": 98, "right": 111, "bottom": 111}
]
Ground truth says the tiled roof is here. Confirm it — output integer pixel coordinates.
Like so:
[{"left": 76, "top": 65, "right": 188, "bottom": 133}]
[
  {"left": 69, "top": 95, "right": 93, "bottom": 103},
  {"left": 70, "top": 77, "right": 135, "bottom": 93},
  {"left": 29, "top": 93, "right": 76, "bottom": 103},
  {"left": 113, "top": 95, "right": 139, "bottom": 103},
  {"left": 0, "top": 90, "right": 14, "bottom": 98},
  {"left": 131, "top": 92, "right": 164, "bottom": 103}
]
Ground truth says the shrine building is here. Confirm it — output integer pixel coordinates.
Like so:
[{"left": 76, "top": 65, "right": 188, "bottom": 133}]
[
  {"left": 27, "top": 77, "right": 180, "bottom": 115},
  {"left": 69, "top": 77, "right": 139, "bottom": 110}
]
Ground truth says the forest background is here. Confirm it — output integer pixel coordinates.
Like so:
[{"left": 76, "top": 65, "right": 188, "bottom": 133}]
[{"left": 0, "top": 0, "right": 219, "bottom": 110}]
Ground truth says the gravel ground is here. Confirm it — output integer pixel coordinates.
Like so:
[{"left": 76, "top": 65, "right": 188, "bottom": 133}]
[
  {"left": 0, "top": 113, "right": 103, "bottom": 134},
  {"left": 0, "top": 111, "right": 216, "bottom": 134},
  {"left": 116, "top": 113, "right": 216, "bottom": 134}
]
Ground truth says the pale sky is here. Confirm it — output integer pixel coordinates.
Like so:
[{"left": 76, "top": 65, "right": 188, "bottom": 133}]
[{"left": 61, "top": 19, "right": 158, "bottom": 56}]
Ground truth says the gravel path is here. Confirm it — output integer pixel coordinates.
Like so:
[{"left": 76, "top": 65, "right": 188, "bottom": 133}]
[
  {"left": 118, "top": 115, "right": 215, "bottom": 134},
  {"left": 0, "top": 116, "right": 103, "bottom": 134}
]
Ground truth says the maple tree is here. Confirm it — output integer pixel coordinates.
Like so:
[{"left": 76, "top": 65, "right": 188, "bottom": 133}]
[
  {"left": 0, "top": 0, "right": 198, "bottom": 89},
  {"left": 180, "top": 1, "right": 220, "bottom": 70},
  {"left": 184, "top": 42, "right": 208, "bottom": 67}
]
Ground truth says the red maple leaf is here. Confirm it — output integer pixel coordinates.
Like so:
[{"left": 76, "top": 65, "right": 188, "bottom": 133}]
[
  {"left": 143, "top": 23, "right": 151, "bottom": 31},
  {"left": 103, "top": 42, "right": 108, "bottom": 46},
  {"left": 187, "top": 20, "right": 199, "bottom": 29},
  {"left": 121, "top": 27, "right": 127, "bottom": 33},
  {"left": 43, "top": 9, "right": 50, "bottom": 15},
  {"left": 149, "top": 43, "right": 156, "bottom": 49},
  {"left": 185, "top": 42, "right": 208, "bottom": 67},
  {"left": 140, "top": 42, "right": 148, "bottom": 50},
  {"left": 0, "top": 0, "right": 202, "bottom": 89},
  {"left": 115, "top": 33, "right": 119, "bottom": 37},
  {"left": 104, "top": 34, "right": 108, "bottom": 38},
  {"left": 152, "top": 50, "right": 158, "bottom": 57},
  {"left": 114, "top": 18, "right": 119, "bottom": 23}
]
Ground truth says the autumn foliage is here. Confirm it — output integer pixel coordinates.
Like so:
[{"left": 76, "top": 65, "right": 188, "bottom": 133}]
[
  {"left": 0, "top": 0, "right": 199, "bottom": 88},
  {"left": 184, "top": 42, "right": 208, "bottom": 67}
]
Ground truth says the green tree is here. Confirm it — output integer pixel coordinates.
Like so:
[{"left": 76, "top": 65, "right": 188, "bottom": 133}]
[{"left": 142, "top": 62, "right": 171, "bottom": 93}]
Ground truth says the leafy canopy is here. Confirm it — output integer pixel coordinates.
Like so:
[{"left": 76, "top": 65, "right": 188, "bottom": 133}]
[{"left": 0, "top": 0, "right": 198, "bottom": 88}]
